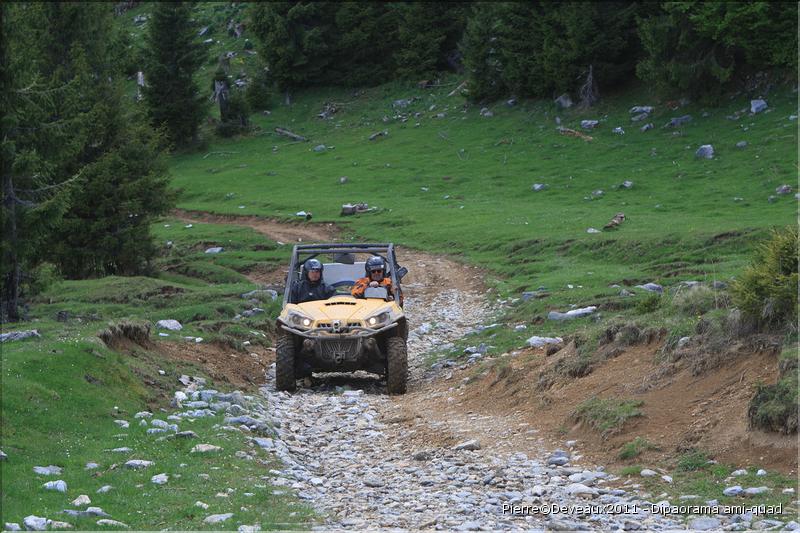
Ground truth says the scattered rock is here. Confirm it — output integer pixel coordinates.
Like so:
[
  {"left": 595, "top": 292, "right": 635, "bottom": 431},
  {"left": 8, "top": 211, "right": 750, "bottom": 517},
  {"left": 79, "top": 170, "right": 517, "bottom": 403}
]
[
  {"left": 113, "top": 420, "right": 129, "bottom": 429},
  {"left": 368, "top": 130, "right": 388, "bottom": 141},
  {"left": 621, "top": 180, "right": 634, "bottom": 189},
  {"left": 640, "top": 469, "right": 657, "bottom": 477},
  {"left": 630, "top": 105, "right": 654, "bottom": 114},
  {"left": 666, "top": 115, "right": 692, "bottom": 127},
  {"left": 479, "top": 107, "right": 493, "bottom": 117},
  {"left": 695, "top": 144, "right": 714, "bottom": 159},
  {"left": 750, "top": 99, "right": 768, "bottom": 114},
  {"left": 155, "top": 320, "right": 182, "bottom": 331},
  {"left": 732, "top": 468, "right": 748, "bottom": 476},
  {"left": 0, "top": 330, "right": 41, "bottom": 342},
  {"left": 124, "top": 460, "right": 153, "bottom": 469},
  {"left": 96, "top": 485, "right": 113, "bottom": 494},
  {"left": 566, "top": 483, "right": 598, "bottom": 497},
  {"left": 635, "top": 283, "right": 663, "bottom": 293},
  {"left": 204, "top": 514, "right": 234, "bottom": 525},
  {"left": 151, "top": 473, "right": 169, "bottom": 485},
  {"left": 43, "top": 480, "right": 68, "bottom": 492},
  {"left": 756, "top": 469, "right": 767, "bottom": 476},
  {"left": 526, "top": 336, "right": 563, "bottom": 348},
  {"left": 195, "top": 501, "right": 209, "bottom": 509},
  {"left": 0, "top": 450, "right": 6, "bottom": 460},
  {"left": 192, "top": 444, "right": 222, "bottom": 453},
  {"left": 532, "top": 183, "right": 548, "bottom": 192},
  {"left": 743, "top": 486, "right": 769, "bottom": 496},
  {"left": 96, "top": 519, "right": 128, "bottom": 528},
  {"left": 548, "top": 306, "right": 597, "bottom": 321},
  {"left": 580, "top": 120, "right": 599, "bottom": 130},
  {"left": 736, "top": 140, "right": 748, "bottom": 149},
  {"left": 453, "top": 440, "right": 481, "bottom": 451},
  {"left": 613, "top": 127, "right": 625, "bottom": 135},
  {"left": 689, "top": 517, "right": 721, "bottom": 531},
  {"left": 640, "top": 123, "right": 654, "bottom": 132},
  {"left": 313, "top": 144, "right": 326, "bottom": 153},
  {"left": 363, "top": 476, "right": 385, "bottom": 488},
  {"left": 204, "top": 247, "right": 223, "bottom": 254},
  {"left": 71, "top": 495, "right": 91, "bottom": 506},
  {"left": 723, "top": 485, "right": 743, "bottom": 496},
  {"left": 661, "top": 475, "right": 673, "bottom": 483},
  {"left": 677, "top": 336, "right": 691, "bottom": 348},
  {"left": 5, "top": 523, "right": 21, "bottom": 531},
  {"left": 23, "top": 516, "right": 48, "bottom": 531},
  {"left": 776, "top": 184, "right": 792, "bottom": 195},
  {"left": 33, "top": 465, "right": 63, "bottom": 476},
  {"left": 586, "top": 228, "right": 601, "bottom": 234}
]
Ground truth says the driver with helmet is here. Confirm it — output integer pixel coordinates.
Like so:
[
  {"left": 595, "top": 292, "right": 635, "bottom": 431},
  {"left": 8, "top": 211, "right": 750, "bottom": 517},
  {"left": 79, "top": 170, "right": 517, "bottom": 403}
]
[
  {"left": 290, "top": 258, "right": 336, "bottom": 304},
  {"left": 351, "top": 256, "right": 401, "bottom": 303}
]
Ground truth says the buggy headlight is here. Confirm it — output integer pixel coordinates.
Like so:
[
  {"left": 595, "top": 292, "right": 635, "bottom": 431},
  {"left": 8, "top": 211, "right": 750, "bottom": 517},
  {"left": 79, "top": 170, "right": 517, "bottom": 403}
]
[
  {"left": 288, "top": 312, "right": 313, "bottom": 329},
  {"left": 367, "top": 311, "right": 390, "bottom": 328}
]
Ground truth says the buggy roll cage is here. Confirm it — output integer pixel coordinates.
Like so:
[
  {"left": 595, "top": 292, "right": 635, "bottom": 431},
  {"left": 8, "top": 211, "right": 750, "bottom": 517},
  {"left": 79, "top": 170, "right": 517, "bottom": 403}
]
[{"left": 282, "top": 243, "right": 404, "bottom": 306}]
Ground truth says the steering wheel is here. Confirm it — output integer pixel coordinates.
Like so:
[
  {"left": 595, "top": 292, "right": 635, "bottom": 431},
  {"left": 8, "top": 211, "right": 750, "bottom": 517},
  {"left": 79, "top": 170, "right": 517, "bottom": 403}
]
[{"left": 331, "top": 280, "right": 355, "bottom": 288}]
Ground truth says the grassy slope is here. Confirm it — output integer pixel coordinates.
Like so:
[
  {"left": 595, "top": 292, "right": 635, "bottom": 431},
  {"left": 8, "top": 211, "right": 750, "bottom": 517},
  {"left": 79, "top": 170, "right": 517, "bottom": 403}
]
[
  {"left": 169, "top": 80, "right": 797, "bottom": 300},
  {"left": 1, "top": 222, "right": 314, "bottom": 529}
]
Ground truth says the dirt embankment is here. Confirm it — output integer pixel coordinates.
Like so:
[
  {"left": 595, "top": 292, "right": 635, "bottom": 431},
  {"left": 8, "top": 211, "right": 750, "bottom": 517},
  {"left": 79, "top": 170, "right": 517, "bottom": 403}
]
[{"left": 158, "top": 210, "right": 797, "bottom": 474}]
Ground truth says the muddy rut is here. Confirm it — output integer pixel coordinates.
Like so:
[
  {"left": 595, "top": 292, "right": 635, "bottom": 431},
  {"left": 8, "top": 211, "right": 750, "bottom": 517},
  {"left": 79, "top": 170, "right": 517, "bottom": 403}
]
[{"left": 175, "top": 211, "right": 689, "bottom": 530}]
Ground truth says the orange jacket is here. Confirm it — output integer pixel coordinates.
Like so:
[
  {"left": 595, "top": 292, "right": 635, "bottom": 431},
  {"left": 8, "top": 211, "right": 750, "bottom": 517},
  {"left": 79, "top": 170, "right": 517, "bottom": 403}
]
[{"left": 352, "top": 277, "right": 403, "bottom": 304}]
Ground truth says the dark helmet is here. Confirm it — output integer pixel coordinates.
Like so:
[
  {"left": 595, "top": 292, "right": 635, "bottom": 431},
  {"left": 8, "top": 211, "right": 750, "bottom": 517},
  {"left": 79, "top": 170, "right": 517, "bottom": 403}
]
[
  {"left": 302, "top": 258, "right": 323, "bottom": 280},
  {"left": 365, "top": 256, "right": 386, "bottom": 277}
]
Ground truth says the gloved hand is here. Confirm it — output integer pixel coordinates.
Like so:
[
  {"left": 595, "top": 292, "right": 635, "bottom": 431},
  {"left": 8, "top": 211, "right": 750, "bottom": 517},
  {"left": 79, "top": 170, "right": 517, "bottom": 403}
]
[{"left": 369, "top": 281, "right": 379, "bottom": 288}]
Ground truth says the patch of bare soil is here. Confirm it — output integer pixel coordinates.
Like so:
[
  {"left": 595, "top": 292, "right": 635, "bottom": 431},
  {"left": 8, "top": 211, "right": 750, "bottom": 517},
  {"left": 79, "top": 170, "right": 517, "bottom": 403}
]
[
  {"left": 435, "top": 342, "right": 797, "bottom": 475},
  {"left": 172, "top": 208, "right": 341, "bottom": 244},
  {"left": 157, "top": 341, "right": 274, "bottom": 390}
]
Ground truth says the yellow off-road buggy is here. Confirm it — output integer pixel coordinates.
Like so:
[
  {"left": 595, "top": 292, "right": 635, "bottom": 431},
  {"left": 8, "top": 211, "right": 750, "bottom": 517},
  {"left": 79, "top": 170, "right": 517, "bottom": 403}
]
[{"left": 275, "top": 243, "right": 409, "bottom": 394}]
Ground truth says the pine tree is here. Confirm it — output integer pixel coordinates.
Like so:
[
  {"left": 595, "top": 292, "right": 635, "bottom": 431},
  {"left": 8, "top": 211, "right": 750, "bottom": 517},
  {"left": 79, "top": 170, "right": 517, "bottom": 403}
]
[
  {"left": 1, "top": 3, "right": 74, "bottom": 320},
  {"left": 394, "top": 3, "right": 449, "bottom": 79},
  {"left": 249, "top": 2, "right": 336, "bottom": 102},
  {"left": 331, "top": 2, "right": 398, "bottom": 86},
  {"left": 461, "top": 3, "right": 507, "bottom": 102},
  {"left": 143, "top": 2, "right": 207, "bottom": 146}
]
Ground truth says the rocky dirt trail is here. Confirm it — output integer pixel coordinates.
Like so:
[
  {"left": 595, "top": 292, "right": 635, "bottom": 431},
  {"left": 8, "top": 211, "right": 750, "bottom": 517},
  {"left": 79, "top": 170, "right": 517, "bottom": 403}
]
[{"left": 179, "top": 213, "right": 697, "bottom": 530}]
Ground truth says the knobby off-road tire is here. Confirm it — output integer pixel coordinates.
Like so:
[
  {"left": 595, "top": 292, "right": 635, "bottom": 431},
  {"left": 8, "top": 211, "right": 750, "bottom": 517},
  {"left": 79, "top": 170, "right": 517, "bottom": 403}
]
[
  {"left": 386, "top": 336, "right": 408, "bottom": 395},
  {"left": 275, "top": 331, "right": 296, "bottom": 392}
]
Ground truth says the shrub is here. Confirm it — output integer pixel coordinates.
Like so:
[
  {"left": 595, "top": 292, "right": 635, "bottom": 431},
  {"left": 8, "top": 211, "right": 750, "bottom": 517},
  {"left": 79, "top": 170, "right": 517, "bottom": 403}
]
[
  {"left": 671, "top": 285, "right": 725, "bottom": 316},
  {"left": 573, "top": 397, "right": 644, "bottom": 437},
  {"left": 731, "top": 226, "right": 798, "bottom": 332},
  {"left": 618, "top": 436, "right": 658, "bottom": 460},
  {"left": 636, "top": 292, "right": 662, "bottom": 314},
  {"left": 748, "top": 346, "right": 799, "bottom": 435},
  {"left": 677, "top": 449, "right": 710, "bottom": 472}
]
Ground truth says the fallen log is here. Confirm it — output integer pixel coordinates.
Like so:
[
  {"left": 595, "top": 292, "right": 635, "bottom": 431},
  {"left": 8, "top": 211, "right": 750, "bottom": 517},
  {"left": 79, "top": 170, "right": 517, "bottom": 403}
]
[
  {"left": 557, "top": 127, "right": 593, "bottom": 142},
  {"left": 275, "top": 127, "right": 307, "bottom": 142}
]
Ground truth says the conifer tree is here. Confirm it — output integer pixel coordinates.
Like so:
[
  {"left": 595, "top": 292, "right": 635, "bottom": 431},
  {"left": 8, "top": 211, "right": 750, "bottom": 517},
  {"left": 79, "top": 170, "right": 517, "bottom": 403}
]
[
  {"left": 143, "top": 2, "right": 207, "bottom": 146},
  {"left": 461, "top": 2, "right": 507, "bottom": 102}
]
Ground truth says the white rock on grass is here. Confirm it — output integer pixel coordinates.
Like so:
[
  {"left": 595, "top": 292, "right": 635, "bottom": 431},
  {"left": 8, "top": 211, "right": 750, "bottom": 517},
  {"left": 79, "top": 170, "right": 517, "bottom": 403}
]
[
  {"left": 195, "top": 501, "right": 209, "bottom": 510},
  {"left": 114, "top": 420, "right": 129, "bottom": 429},
  {"left": 191, "top": 444, "right": 222, "bottom": 454},
  {"left": 23, "top": 516, "right": 48, "bottom": 531},
  {"left": 96, "top": 519, "right": 128, "bottom": 528},
  {"left": 0, "top": 450, "right": 7, "bottom": 460},
  {"left": 5, "top": 523, "right": 21, "bottom": 531},
  {"left": 566, "top": 483, "right": 598, "bottom": 497},
  {"left": 124, "top": 459, "right": 153, "bottom": 469},
  {"left": 526, "top": 336, "right": 563, "bottom": 348},
  {"left": 743, "top": 486, "right": 769, "bottom": 496},
  {"left": 96, "top": 485, "right": 113, "bottom": 494},
  {"left": 756, "top": 469, "right": 767, "bottom": 476},
  {"left": 156, "top": 319, "right": 182, "bottom": 331},
  {"left": 47, "top": 521, "right": 72, "bottom": 530},
  {"left": 43, "top": 480, "right": 68, "bottom": 492},
  {"left": 723, "top": 485, "right": 743, "bottom": 496},
  {"left": 151, "top": 473, "right": 169, "bottom": 485},
  {"left": 204, "top": 513, "right": 234, "bottom": 524},
  {"left": 731, "top": 469, "right": 747, "bottom": 476},
  {"left": 133, "top": 411, "right": 152, "bottom": 419},
  {"left": 33, "top": 465, "right": 63, "bottom": 475},
  {"left": 640, "top": 469, "right": 657, "bottom": 477},
  {"left": 689, "top": 517, "right": 721, "bottom": 531},
  {"left": 238, "top": 525, "right": 260, "bottom": 533},
  {"left": 71, "top": 495, "right": 91, "bottom": 506},
  {"left": 548, "top": 306, "right": 597, "bottom": 321},
  {"left": 109, "top": 447, "right": 132, "bottom": 453}
]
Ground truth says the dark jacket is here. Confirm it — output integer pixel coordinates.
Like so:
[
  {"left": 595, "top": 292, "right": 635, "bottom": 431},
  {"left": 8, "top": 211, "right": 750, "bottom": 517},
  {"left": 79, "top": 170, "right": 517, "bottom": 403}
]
[{"left": 290, "top": 279, "right": 335, "bottom": 304}]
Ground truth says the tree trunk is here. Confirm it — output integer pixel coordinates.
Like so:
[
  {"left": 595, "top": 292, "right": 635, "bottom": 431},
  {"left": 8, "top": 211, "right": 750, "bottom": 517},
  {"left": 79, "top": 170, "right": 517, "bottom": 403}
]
[{"left": 2, "top": 174, "right": 20, "bottom": 322}]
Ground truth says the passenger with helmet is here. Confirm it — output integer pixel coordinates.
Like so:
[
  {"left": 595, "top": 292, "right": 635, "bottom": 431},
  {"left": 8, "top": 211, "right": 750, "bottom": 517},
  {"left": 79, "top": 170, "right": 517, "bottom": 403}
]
[
  {"left": 351, "top": 256, "right": 401, "bottom": 303},
  {"left": 290, "top": 258, "right": 336, "bottom": 304}
]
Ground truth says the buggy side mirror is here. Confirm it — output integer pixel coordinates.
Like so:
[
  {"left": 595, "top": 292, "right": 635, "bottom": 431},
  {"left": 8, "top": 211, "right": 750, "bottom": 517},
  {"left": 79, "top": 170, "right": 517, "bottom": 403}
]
[{"left": 396, "top": 266, "right": 408, "bottom": 280}]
